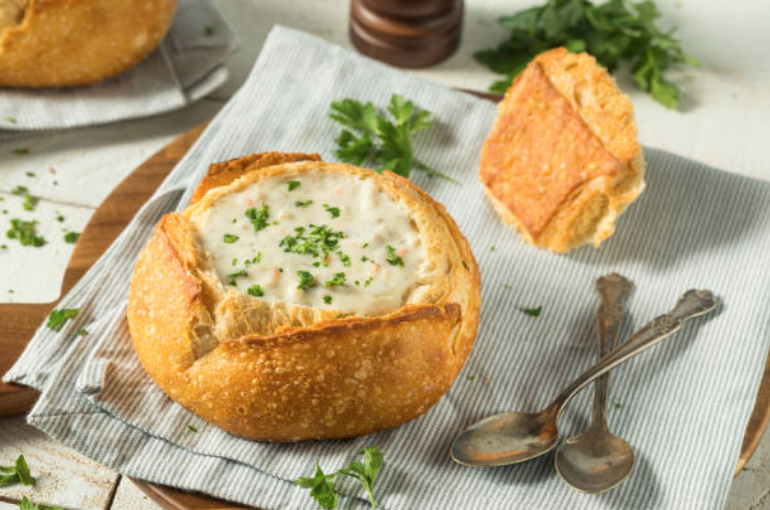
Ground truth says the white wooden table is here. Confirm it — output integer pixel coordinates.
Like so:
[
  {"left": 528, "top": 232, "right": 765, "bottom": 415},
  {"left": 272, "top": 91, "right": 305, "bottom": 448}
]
[{"left": 1, "top": 1, "right": 768, "bottom": 509}]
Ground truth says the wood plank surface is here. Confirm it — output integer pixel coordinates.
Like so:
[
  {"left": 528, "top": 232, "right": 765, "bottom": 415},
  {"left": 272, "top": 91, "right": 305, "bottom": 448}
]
[
  {"left": 0, "top": 99, "right": 768, "bottom": 510},
  {"left": 0, "top": 417, "right": 119, "bottom": 510}
]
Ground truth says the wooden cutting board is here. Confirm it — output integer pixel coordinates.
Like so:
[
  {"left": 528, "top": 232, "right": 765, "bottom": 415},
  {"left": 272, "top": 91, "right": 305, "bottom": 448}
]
[{"left": 1, "top": 115, "right": 769, "bottom": 510}]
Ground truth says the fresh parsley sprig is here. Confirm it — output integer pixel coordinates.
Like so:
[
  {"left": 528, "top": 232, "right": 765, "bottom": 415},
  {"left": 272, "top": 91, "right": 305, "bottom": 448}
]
[
  {"left": 46, "top": 308, "right": 80, "bottom": 331},
  {"left": 330, "top": 95, "right": 457, "bottom": 183},
  {"left": 0, "top": 455, "right": 35, "bottom": 487},
  {"left": 475, "top": 0, "right": 698, "bottom": 109},
  {"left": 19, "top": 497, "right": 62, "bottom": 510},
  {"left": 295, "top": 447, "right": 384, "bottom": 509}
]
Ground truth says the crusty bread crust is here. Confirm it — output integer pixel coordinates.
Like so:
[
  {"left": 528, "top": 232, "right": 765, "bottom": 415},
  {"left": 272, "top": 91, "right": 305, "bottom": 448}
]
[
  {"left": 128, "top": 154, "right": 481, "bottom": 441},
  {"left": 480, "top": 47, "right": 645, "bottom": 253},
  {"left": 0, "top": 0, "right": 177, "bottom": 88}
]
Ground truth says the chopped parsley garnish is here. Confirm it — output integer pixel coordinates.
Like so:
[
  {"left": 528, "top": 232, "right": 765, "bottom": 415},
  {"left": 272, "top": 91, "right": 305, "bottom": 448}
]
[
  {"left": 19, "top": 496, "right": 63, "bottom": 510},
  {"left": 297, "top": 270, "right": 316, "bottom": 290},
  {"left": 313, "top": 261, "right": 321, "bottom": 267},
  {"left": 280, "top": 224, "right": 346, "bottom": 259},
  {"left": 75, "top": 328, "right": 87, "bottom": 336},
  {"left": 56, "top": 214, "right": 65, "bottom": 222},
  {"left": 227, "top": 269, "right": 248, "bottom": 286},
  {"left": 13, "top": 148, "right": 29, "bottom": 155},
  {"left": 385, "top": 245, "right": 404, "bottom": 267},
  {"left": 324, "top": 272, "right": 346, "bottom": 288},
  {"left": 323, "top": 204, "right": 341, "bottom": 218},
  {"left": 187, "top": 425, "right": 198, "bottom": 432},
  {"left": 521, "top": 305, "right": 543, "bottom": 317},
  {"left": 245, "top": 204, "right": 270, "bottom": 232},
  {"left": 361, "top": 255, "right": 369, "bottom": 262},
  {"left": 244, "top": 252, "right": 262, "bottom": 266},
  {"left": 329, "top": 94, "right": 457, "bottom": 183},
  {"left": 288, "top": 181, "right": 301, "bottom": 191},
  {"left": 7, "top": 219, "right": 45, "bottom": 247},
  {"left": 223, "top": 233, "right": 239, "bottom": 243},
  {"left": 295, "top": 446, "right": 384, "bottom": 510},
  {"left": 364, "top": 276, "right": 374, "bottom": 288},
  {"left": 4, "top": 117, "right": 16, "bottom": 124},
  {"left": 615, "top": 402, "right": 623, "bottom": 409},
  {"left": 323, "top": 295, "right": 333, "bottom": 305},
  {"left": 0, "top": 454, "right": 35, "bottom": 487},
  {"left": 22, "top": 193, "right": 38, "bottom": 211},
  {"left": 63, "top": 231, "right": 80, "bottom": 243},
  {"left": 247, "top": 284, "right": 265, "bottom": 297},
  {"left": 25, "top": 172, "right": 35, "bottom": 178},
  {"left": 490, "top": 246, "right": 496, "bottom": 251},
  {"left": 362, "top": 242, "right": 369, "bottom": 248},
  {"left": 295, "top": 199, "right": 313, "bottom": 208},
  {"left": 46, "top": 308, "right": 80, "bottom": 331},
  {"left": 467, "top": 375, "right": 476, "bottom": 381},
  {"left": 338, "top": 252, "right": 351, "bottom": 267},
  {"left": 11, "top": 185, "right": 28, "bottom": 195}
]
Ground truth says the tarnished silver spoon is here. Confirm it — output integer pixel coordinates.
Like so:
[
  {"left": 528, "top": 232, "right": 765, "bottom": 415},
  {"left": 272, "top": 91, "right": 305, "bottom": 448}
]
[
  {"left": 451, "top": 289, "right": 717, "bottom": 468},
  {"left": 554, "top": 273, "right": 635, "bottom": 493}
]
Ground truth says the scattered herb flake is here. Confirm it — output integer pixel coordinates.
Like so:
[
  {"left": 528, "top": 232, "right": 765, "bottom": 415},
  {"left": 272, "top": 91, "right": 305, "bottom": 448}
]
[
  {"left": 324, "top": 204, "right": 341, "bottom": 218},
  {"left": 11, "top": 185, "right": 28, "bottom": 195},
  {"left": 205, "top": 25, "right": 215, "bottom": 36},
  {"left": 46, "top": 308, "right": 80, "bottom": 331},
  {"left": 7, "top": 219, "right": 45, "bottom": 247},
  {"left": 324, "top": 272, "right": 346, "bottom": 288},
  {"left": 223, "top": 233, "right": 239, "bottom": 243},
  {"left": 288, "top": 181, "right": 301, "bottom": 191},
  {"left": 22, "top": 193, "right": 38, "bottom": 211},
  {"left": 56, "top": 214, "right": 65, "bottom": 222},
  {"left": 468, "top": 375, "right": 476, "bottom": 381},
  {"left": 0, "top": 454, "right": 35, "bottom": 487},
  {"left": 295, "top": 199, "right": 313, "bottom": 208},
  {"left": 25, "top": 172, "right": 35, "bottom": 178},
  {"left": 521, "top": 305, "right": 543, "bottom": 317},
  {"left": 4, "top": 117, "right": 16, "bottom": 124},
  {"left": 187, "top": 425, "right": 198, "bottom": 432},
  {"left": 323, "top": 295, "right": 333, "bottom": 305},
  {"left": 385, "top": 245, "right": 404, "bottom": 267},
  {"left": 13, "top": 148, "right": 29, "bottom": 155},
  {"left": 245, "top": 204, "right": 270, "bottom": 232},
  {"left": 490, "top": 245, "right": 496, "bottom": 251},
  {"left": 364, "top": 276, "right": 373, "bottom": 288},
  {"left": 615, "top": 402, "right": 623, "bottom": 409},
  {"left": 247, "top": 284, "right": 265, "bottom": 297},
  {"left": 63, "top": 231, "right": 80, "bottom": 243},
  {"left": 75, "top": 328, "right": 87, "bottom": 336},
  {"left": 297, "top": 270, "right": 316, "bottom": 290},
  {"left": 338, "top": 252, "right": 351, "bottom": 267}
]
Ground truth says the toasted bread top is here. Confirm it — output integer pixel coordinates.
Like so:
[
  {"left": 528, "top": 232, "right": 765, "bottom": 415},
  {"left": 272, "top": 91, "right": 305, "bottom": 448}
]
[{"left": 480, "top": 48, "right": 642, "bottom": 242}]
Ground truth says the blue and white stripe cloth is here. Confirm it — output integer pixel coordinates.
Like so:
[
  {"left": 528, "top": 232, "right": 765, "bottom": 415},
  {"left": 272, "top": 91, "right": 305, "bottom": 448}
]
[
  {"left": 0, "top": 0, "right": 237, "bottom": 142},
  {"left": 6, "top": 26, "right": 770, "bottom": 510}
]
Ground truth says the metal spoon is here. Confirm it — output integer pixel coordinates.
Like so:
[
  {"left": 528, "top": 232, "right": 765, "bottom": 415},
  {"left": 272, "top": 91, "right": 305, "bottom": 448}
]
[
  {"left": 450, "top": 289, "right": 717, "bottom": 467},
  {"left": 554, "top": 273, "right": 634, "bottom": 493}
]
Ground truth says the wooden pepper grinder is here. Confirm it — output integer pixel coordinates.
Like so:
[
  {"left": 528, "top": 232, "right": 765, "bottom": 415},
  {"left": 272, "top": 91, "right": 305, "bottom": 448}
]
[{"left": 349, "top": 0, "right": 463, "bottom": 68}]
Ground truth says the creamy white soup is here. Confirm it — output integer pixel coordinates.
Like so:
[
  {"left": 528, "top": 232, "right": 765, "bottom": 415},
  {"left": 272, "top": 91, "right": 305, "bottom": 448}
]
[{"left": 197, "top": 171, "right": 425, "bottom": 316}]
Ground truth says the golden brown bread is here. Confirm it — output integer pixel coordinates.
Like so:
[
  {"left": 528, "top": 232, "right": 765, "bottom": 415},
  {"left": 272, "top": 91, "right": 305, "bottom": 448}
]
[
  {"left": 480, "top": 47, "right": 645, "bottom": 252},
  {"left": 0, "top": 0, "right": 177, "bottom": 88},
  {"left": 128, "top": 152, "right": 481, "bottom": 441}
]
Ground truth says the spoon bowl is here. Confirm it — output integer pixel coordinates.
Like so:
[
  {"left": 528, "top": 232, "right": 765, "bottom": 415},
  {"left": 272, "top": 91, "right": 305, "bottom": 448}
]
[
  {"left": 450, "top": 289, "right": 717, "bottom": 468},
  {"left": 451, "top": 411, "right": 558, "bottom": 467},
  {"left": 555, "top": 426, "right": 635, "bottom": 493}
]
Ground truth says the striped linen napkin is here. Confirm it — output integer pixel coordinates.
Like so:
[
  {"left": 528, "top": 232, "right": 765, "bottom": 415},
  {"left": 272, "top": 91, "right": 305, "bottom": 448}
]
[
  {"left": 0, "top": 0, "right": 237, "bottom": 142},
  {"left": 6, "top": 26, "right": 770, "bottom": 510}
]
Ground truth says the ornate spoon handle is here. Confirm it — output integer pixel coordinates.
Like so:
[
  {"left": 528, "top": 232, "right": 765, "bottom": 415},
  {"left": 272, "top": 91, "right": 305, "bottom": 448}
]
[
  {"left": 592, "top": 273, "right": 633, "bottom": 429},
  {"left": 547, "top": 289, "right": 717, "bottom": 418}
]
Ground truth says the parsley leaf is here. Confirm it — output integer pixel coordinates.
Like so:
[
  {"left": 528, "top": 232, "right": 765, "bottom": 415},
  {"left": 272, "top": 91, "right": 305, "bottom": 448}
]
[
  {"left": 295, "top": 447, "right": 384, "bottom": 509},
  {"left": 223, "top": 233, "right": 239, "bottom": 243},
  {"left": 295, "top": 200, "right": 313, "bottom": 208},
  {"left": 323, "top": 204, "right": 340, "bottom": 218},
  {"left": 245, "top": 205, "right": 270, "bottom": 232},
  {"left": 0, "top": 455, "right": 35, "bottom": 487},
  {"left": 521, "top": 305, "right": 543, "bottom": 317},
  {"left": 297, "top": 270, "right": 316, "bottom": 290},
  {"left": 288, "top": 181, "right": 301, "bottom": 191},
  {"left": 385, "top": 245, "right": 404, "bottom": 267},
  {"left": 247, "top": 284, "right": 264, "bottom": 297},
  {"left": 330, "top": 95, "right": 458, "bottom": 183},
  {"left": 324, "top": 272, "right": 346, "bottom": 288},
  {"left": 46, "top": 308, "right": 80, "bottom": 331},
  {"left": 323, "top": 295, "right": 333, "bottom": 305},
  {"left": 7, "top": 219, "right": 45, "bottom": 247},
  {"left": 64, "top": 231, "right": 80, "bottom": 244},
  {"left": 475, "top": 0, "right": 698, "bottom": 109}
]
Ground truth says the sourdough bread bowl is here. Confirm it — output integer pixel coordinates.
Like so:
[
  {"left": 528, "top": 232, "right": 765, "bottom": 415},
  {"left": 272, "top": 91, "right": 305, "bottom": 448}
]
[
  {"left": 128, "top": 152, "right": 481, "bottom": 441},
  {"left": 0, "top": 0, "right": 177, "bottom": 88}
]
